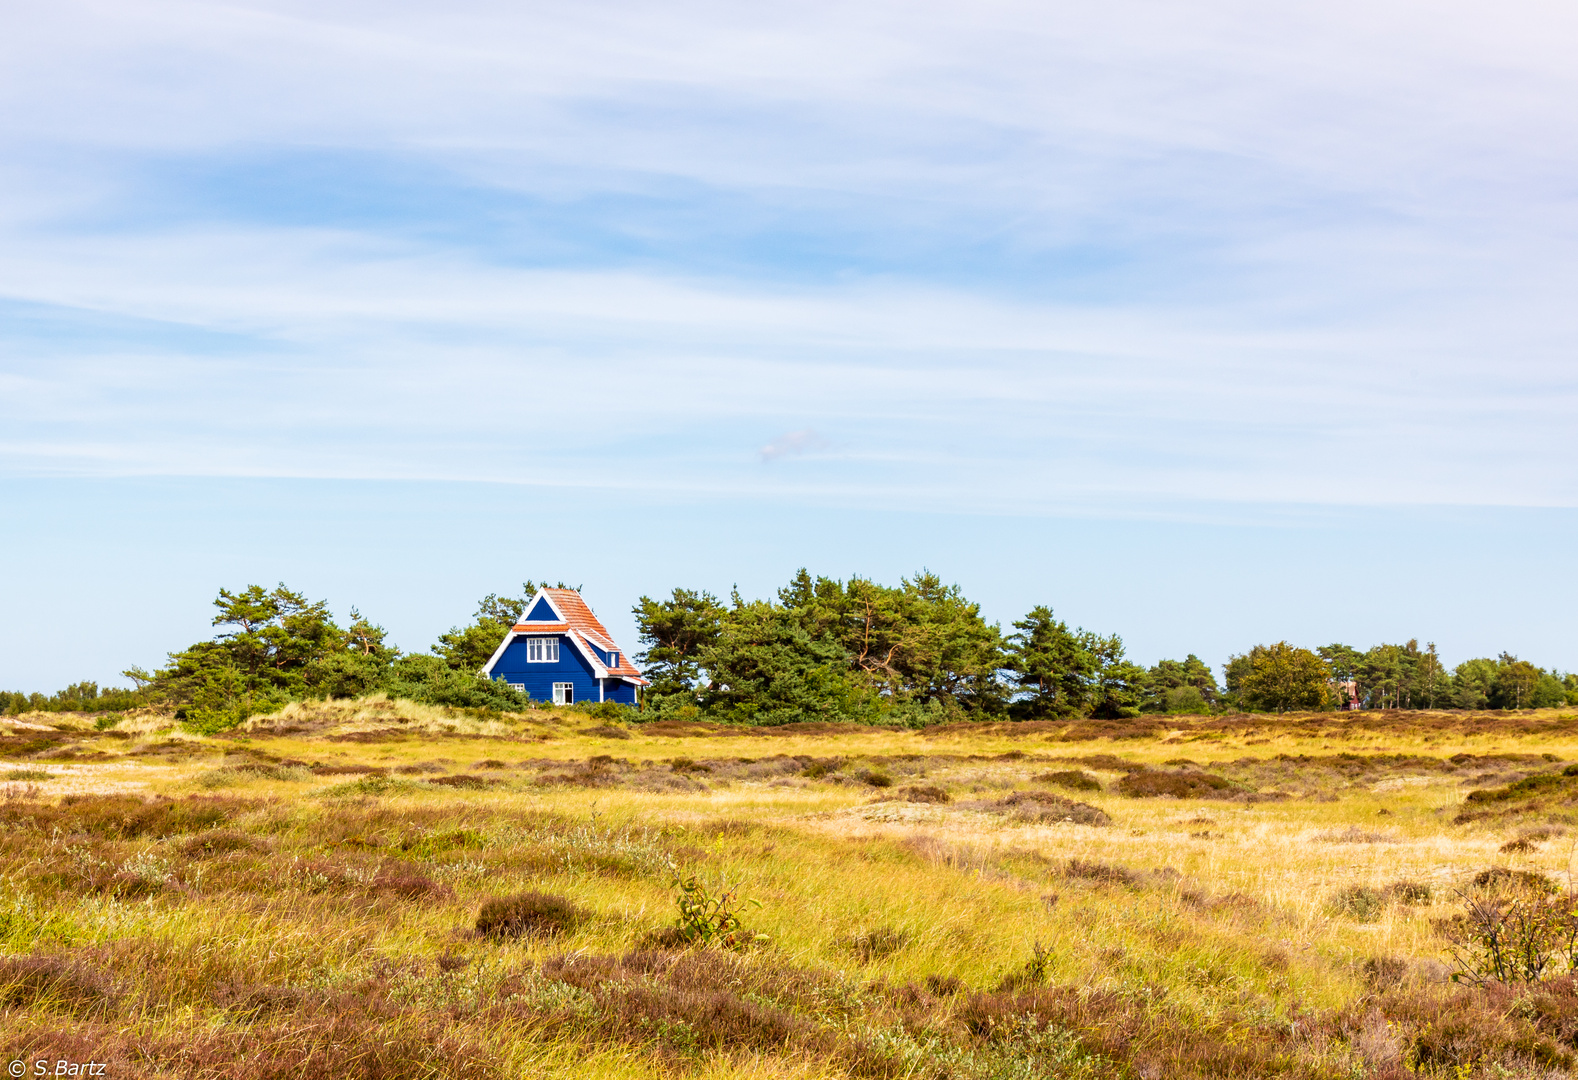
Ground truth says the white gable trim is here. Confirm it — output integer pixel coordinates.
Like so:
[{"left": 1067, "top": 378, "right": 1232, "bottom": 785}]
[
  {"left": 518, "top": 588, "right": 567, "bottom": 624},
  {"left": 565, "top": 629, "right": 610, "bottom": 678},
  {"left": 479, "top": 629, "right": 517, "bottom": 676}
]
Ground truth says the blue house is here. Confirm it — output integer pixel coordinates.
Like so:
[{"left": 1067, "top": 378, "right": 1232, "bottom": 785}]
[{"left": 480, "top": 587, "right": 648, "bottom": 706}]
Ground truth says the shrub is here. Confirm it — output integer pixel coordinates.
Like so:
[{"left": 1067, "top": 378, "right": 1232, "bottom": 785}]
[
  {"left": 428, "top": 775, "right": 491, "bottom": 790},
  {"left": 576, "top": 701, "right": 638, "bottom": 723},
  {"left": 476, "top": 891, "right": 586, "bottom": 940},
  {"left": 372, "top": 864, "right": 453, "bottom": 901},
  {"left": 858, "top": 769, "right": 894, "bottom": 788},
  {"left": 990, "top": 791, "right": 1111, "bottom": 826},
  {"left": 1444, "top": 891, "right": 1578, "bottom": 984},
  {"left": 197, "top": 764, "right": 312, "bottom": 787},
  {"left": 384, "top": 654, "right": 528, "bottom": 711},
  {"left": 3, "top": 769, "right": 51, "bottom": 782},
  {"left": 580, "top": 725, "right": 632, "bottom": 740},
  {"left": 669, "top": 870, "right": 763, "bottom": 948},
  {"left": 1116, "top": 770, "right": 1237, "bottom": 798},
  {"left": 1316, "top": 825, "right": 1397, "bottom": 844},
  {"left": 1472, "top": 867, "right": 1558, "bottom": 895},
  {"left": 1386, "top": 880, "right": 1433, "bottom": 905},
  {"left": 313, "top": 775, "right": 421, "bottom": 798},
  {"left": 1328, "top": 885, "right": 1386, "bottom": 921},
  {"left": 892, "top": 785, "right": 950, "bottom": 804},
  {"left": 1464, "top": 773, "right": 1574, "bottom": 804},
  {"left": 1062, "top": 859, "right": 1143, "bottom": 888},
  {"left": 1035, "top": 770, "right": 1102, "bottom": 792}
]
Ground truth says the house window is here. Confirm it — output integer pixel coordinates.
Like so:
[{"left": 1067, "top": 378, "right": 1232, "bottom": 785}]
[
  {"left": 526, "top": 638, "right": 559, "bottom": 663},
  {"left": 553, "top": 682, "right": 573, "bottom": 706},
  {"left": 608, "top": 651, "right": 618, "bottom": 668}
]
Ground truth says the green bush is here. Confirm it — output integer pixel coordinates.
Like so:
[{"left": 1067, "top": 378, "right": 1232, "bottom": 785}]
[
  {"left": 668, "top": 869, "right": 764, "bottom": 948},
  {"left": 383, "top": 656, "right": 526, "bottom": 711}
]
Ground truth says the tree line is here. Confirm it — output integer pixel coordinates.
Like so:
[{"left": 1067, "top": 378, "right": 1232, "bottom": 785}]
[
  {"left": 4, "top": 572, "right": 1575, "bottom": 728},
  {"left": 633, "top": 572, "right": 1577, "bottom": 722}
]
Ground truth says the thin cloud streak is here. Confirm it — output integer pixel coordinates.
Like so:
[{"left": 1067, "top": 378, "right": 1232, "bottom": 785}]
[{"left": 0, "top": 0, "right": 1575, "bottom": 516}]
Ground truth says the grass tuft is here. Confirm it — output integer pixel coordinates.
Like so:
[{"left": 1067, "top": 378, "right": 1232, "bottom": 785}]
[{"left": 476, "top": 891, "right": 587, "bottom": 940}]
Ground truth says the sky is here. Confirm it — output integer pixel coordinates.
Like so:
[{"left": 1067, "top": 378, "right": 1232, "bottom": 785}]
[{"left": 2, "top": 0, "right": 1576, "bottom": 690}]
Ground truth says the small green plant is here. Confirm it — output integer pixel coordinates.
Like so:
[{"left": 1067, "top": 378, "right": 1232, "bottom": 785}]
[
  {"left": 3, "top": 769, "right": 52, "bottom": 782},
  {"left": 668, "top": 866, "right": 764, "bottom": 947},
  {"left": 1446, "top": 890, "right": 1578, "bottom": 985}
]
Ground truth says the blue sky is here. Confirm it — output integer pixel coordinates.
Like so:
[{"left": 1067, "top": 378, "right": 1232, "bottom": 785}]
[{"left": 2, "top": 0, "right": 1575, "bottom": 690}]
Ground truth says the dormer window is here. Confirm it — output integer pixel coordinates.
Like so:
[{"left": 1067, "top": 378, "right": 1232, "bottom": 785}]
[
  {"left": 608, "top": 651, "right": 619, "bottom": 668},
  {"left": 525, "top": 637, "right": 560, "bottom": 663}
]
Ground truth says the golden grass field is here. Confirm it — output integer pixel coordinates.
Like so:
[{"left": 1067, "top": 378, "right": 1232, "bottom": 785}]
[{"left": 4, "top": 698, "right": 1578, "bottom": 1078}]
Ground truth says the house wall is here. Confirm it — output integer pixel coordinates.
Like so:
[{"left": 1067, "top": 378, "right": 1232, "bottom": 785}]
[{"left": 488, "top": 633, "right": 639, "bottom": 705}]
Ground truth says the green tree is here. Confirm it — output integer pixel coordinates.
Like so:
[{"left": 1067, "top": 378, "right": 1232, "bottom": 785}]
[
  {"left": 142, "top": 583, "right": 398, "bottom": 730},
  {"left": 1005, "top": 606, "right": 1093, "bottom": 718},
  {"left": 632, "top": 588, "right": 727, "bottom": 700},
  {"left": 1086, "top": 633, "right": 1147, "bottom": 719},
  {"left": 1496, "top": 655, "right": 1540, "bottom": 710},
  {"left": 1453, "top": 658, "right": 1499, "bottom": 709},
  {"left": 1144, "top": 654, "right": 1219, "bottom": 714},
  {"left": 209, "top": 584, "right": 339, "bottom": 691},
  {"left": 304, "top": 608, "right": 400, "bottom": 699},
  {"left": 697, "top": 599, "right": 866, "bottom": 725},
  {"left": 1234, "top": 642, "right": 1331, "bottom": 713},
  {"left": 786, "top": 570, "right": 1007, "bottom": 712},
  {"left": 1531, "top": 670, "right": 1568, "bottom": 709}
]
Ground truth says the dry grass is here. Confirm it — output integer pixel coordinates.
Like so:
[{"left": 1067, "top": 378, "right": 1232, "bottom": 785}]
[{"left": 1, "top": 701, "right": 1577, "bottom": 1077}]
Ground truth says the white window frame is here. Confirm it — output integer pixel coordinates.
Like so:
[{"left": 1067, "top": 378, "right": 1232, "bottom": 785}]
[
  {"left": 608, "top": 651, "right": 618, "bottom": 668},
  {"left": 552, "top": 682, "right": 573, "bottom": 705},
  {"left": 526, "top": 637, "right": 559, "bottom": 663}
]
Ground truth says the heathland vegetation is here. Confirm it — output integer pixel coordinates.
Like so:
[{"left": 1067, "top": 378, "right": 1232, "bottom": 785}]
[
  {"left": 5, "top": 698, "right": 1578, "bottom": 1077},
  {"left": 4, "top": 572, "right": 1574, "bottom": 732}
]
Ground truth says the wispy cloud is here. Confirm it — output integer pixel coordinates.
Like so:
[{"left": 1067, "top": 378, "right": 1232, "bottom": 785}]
[
  {"left": 0, "top": 0, "right": 1575, "bottom": 513},
  {"left": 759, "top": 429, "right": 828, "bottom": 462}
]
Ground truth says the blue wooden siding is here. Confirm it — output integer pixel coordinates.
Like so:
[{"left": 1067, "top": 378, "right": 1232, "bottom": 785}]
[
  {"left": 489, "top": 633, "right": 639, "bottom": 705},
  {"left": 522, "top": 597, "right": 559, "bottom": 621}
]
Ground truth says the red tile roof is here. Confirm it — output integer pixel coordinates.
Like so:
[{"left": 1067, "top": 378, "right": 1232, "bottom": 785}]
[{"left": 511, "top": 587, "right": 648, "bottom": 683}]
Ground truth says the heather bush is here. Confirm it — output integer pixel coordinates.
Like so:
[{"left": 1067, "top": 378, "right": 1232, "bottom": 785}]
[{"left": 476, "top": 891, "right": 586, "bottom": 940}]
